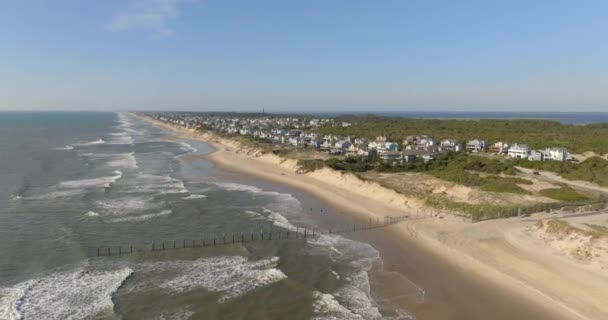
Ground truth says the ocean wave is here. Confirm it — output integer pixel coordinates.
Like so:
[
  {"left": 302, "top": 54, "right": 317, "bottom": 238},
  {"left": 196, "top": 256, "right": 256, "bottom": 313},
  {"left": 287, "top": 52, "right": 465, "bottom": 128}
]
[
  {"left": 0, "top": 267, "right": 132, "bottom": 320},
  {"left": 182, "top": 194, "right": 207, "bottom": 200},
  {"left": 106, "top": 153, "right": 138, "bottom": 169},
  {"left": 81, "top": 153, "right": 138, "bottom": 170},
  {"left": 312, "top": 290, "right": 366, "bottom": 320},
  {"left": 54, "top": 146, "right": 74, "bottom": 151},
  {"left": 23, "top": 189, "right": 87, "bottom": 200},
  {"left": 96, "top": 196, "right": 161, "bottom": 216},
  {"left": 58, "top": 171, "right": 123, "bottom": 189},
  {"left": 177, "top": 141, "right": 197, "bottom": 153},
  {"left": 108, "top": 134, "right": 134, "bottom": 145},
  {"left": 212, "top": 182, "right": 265, "bottom": 194},
  {"left": 307, "top": 234, "right": 388, "bottom": 320},
  {"left": 84, "top": 211, "right": 99, "bottom": 217},
  {"left": 106, "top": 210, "right": 172, "bottom": 223},
  {"left": 153, "top": 308, "right": 195, "bottom": 320},
  {"left": 121, "top": 174, "right": 188, "bottom": 195},
  {"left": 144, "top": 256, "right": 287, "bottom": 303},
  {"left": 73, "top": 138, "right": 105, "bottom": 147}
]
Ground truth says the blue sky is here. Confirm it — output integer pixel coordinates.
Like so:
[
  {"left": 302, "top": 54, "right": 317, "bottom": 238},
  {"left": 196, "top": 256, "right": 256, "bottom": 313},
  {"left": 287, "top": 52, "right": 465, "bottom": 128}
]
[{"left": 1, "top": 0, "right": 608, "bottom": 112}]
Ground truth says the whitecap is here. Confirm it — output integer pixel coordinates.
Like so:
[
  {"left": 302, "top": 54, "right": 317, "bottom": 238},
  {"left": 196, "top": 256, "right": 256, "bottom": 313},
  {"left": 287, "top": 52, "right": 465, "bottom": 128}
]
[
  {"left": 84, "top": 211, "right": 99, "bottom": 217},
  {"left": 108, "top": 135, "right": 134, "bottom": 145},
  {"left": 150, "top": 256, "right": 287, "bottom": 303},
  {"left": 54, "top": 146, "right": 74, "bottom": 151},
  {"left": 182, "top": 194, "right": 207, "bottom": 200},
  {"left": 24, "top": 189, "right": 87, "bottom": 200},
  {"left": 122, "top": 174, "right": 188, "bottom": 195},
  {"left": 106, "top": 153, "right": 138, "bottom": 169},
  {"left": 73, "top": 139, "right": 105, "bottom": 147},
  {"left": 0, "top": 267, "right": 132, "bottom": 320},
  {"left": 58, "top": 171, "right": 123, "bottom": 189},
  {"left": 212, "top": 182, "right": 265, "bottom": 194},
  {"left": 311, "top": 290, "right": 365, "bottom": 320},
  {"left": 96, "top": 196, "right": 161, "bottom": 216},
  {"left": 11, "top": 195, "right": 22, "bottom": 201},
  {"left": 177, "top": 142, "right": 197, "bottom": 153},
  {"left": 106, "top": 210, "right": 172, "bottom": 223},
  {"left": 81, "top": 153, "right": 138, "bottom": 170}
]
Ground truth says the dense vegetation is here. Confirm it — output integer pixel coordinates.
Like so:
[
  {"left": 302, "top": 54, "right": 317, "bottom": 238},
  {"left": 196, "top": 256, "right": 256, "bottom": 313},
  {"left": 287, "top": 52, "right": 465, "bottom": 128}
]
[
  {"left": 326, "top": 152, "right": 531, "bottom": 194},
  {"left": 318, "top": 116, "right": 608, "bottom": 153},
  {"left": 516, "top": 157, "right": 608, "bottom": 186}
]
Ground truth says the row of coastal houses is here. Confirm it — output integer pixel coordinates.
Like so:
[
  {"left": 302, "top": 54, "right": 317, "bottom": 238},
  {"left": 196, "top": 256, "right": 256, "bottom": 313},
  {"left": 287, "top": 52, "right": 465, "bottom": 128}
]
[
  {"left": 149, "top": 113, "right": 573, "bottom": 164},
  {"left": 505, "top": 143, "right": 570, "bottom": 161}
]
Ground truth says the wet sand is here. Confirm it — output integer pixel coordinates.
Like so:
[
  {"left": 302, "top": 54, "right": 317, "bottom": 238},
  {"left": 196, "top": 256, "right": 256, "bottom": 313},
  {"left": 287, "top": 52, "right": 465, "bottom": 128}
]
[{"left": 237, "top": 176, "right": 565, "bottom": 320}]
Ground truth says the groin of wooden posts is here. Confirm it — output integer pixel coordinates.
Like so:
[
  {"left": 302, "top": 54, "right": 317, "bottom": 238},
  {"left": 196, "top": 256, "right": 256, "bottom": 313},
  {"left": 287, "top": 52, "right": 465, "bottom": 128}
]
[{"left": 94, "top": 214, "right": 417, "bottom": 257}]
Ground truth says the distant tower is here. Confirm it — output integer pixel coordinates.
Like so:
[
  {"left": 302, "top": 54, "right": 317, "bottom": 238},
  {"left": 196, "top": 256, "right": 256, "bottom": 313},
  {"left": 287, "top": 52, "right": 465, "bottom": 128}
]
[{"left": 263, "top": 107, "right": 265, "bottom": 115}]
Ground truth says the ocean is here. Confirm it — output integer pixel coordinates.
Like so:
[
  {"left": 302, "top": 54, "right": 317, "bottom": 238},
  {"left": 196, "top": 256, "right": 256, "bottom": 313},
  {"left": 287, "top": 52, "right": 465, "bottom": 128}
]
[{"left": 0, "top": 112, "right": 420, "bottom": 319}]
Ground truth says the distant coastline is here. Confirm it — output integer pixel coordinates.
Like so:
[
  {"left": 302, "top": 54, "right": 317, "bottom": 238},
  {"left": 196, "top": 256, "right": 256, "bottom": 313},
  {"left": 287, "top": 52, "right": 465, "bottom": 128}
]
[{"left": 307, "top": 111, "right": 608, "bottom": 124}]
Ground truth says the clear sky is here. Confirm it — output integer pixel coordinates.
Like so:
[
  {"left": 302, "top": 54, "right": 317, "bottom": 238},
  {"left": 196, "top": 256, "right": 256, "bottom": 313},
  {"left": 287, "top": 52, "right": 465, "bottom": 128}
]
[{"left": 1, "top": 0, "right": 608, "bottom": 112}]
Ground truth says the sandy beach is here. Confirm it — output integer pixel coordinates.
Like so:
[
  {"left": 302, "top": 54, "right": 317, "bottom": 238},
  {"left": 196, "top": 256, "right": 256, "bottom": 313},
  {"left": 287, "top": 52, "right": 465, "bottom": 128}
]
[{"left": 139, "top": 115, "right": 608, "bottom": 320}]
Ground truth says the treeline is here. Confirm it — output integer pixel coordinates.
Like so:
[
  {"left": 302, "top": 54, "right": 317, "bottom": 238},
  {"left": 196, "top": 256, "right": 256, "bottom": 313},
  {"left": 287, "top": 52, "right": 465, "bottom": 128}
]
[{"left": 317, "top": 116, "right": 608, "bottom": 153}]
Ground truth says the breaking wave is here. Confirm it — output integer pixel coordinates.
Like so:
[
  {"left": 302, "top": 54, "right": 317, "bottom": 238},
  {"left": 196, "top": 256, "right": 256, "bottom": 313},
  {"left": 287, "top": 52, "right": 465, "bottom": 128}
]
[
  {"left": 0, "top": 267, "right": 132, "bottom": 320},
  {"left": 54, "top": 146, "right": 74, "bottom": 151},
  {"left": 73, "top": 139, "right": 105, "bottom": 147},
  {"left": 106, "top": 210, "right": 172, "bottom": 223},
  {"left": 182, "top": 194, "right": 207, "bottom": 200},
  {"left": 58, "top": 171, "right": 123, "bottom": 189},
  {"left": 135, "top": 256, "right": 287, "bottom": 303}
]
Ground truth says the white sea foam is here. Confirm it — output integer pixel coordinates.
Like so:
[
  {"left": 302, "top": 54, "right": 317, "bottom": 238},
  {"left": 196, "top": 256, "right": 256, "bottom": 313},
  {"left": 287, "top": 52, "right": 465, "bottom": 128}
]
[
  {"left": 178, "top": 141, "right": 197, "bottom": 153},
  {"left": 263, "top": 208, "right": 298, "bottom": 231},
  {"left": 11, "top": 195, "right": 22, "bottom": 201},
  {"left": 182, "top": 194, "right": 207, "bottom": 200},
  {"left": 73, "top": 138, "right": 105, "bottom": 147},
  {"left": 0, "top": 267, "right": 132, "bottom": 320},
  {"left": 109, "top": 134, "right": 134, "bottom": 145},
  {"left": 24, "top": 189, "right": 85, "bottom": 200},
  {"left": 122, "top": 174, "right": 188, "bottom": 195},
  {"left": 81, "top": 153, "right": 138, "bottom": 170},
  {"left": 58, "top": 171, "right": 123, "bottom": 189},
  {"left": 153, "top": 308, "right": 195, "bottom": 320},
  {"left": 84, "top": 211, "right": 99, "bottom": 217},
  {"left": 106, "top": 210, "right": 172, "bottom": 223},
  {"left": 243, "top": 210, "right": 266, "bottom": 220},
  {"left": 155, "top": 256, "right": 287, "bottom": 303},
  {"left": 107, "top": 153, "right": 138, "bottom": 169},
  {"left": 305, "top": 233, "right": 395, "bottom": 319},
  {"left": 96, "top": 196, "right": 161, "bottom": 216},
  {"left": 213, "top": 182, "right": 265, "bottom": 194},
  {"left": 311, "top": 290, "right": 366, "bottom": 320},
  {"left": 54, "top": 145, "right": 74, "bottom": 151}
]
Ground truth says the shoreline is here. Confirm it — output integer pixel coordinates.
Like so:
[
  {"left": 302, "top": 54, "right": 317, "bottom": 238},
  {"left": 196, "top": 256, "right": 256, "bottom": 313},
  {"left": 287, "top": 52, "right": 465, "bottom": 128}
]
[{"left": 139, "top": 114, "right": 608, "bottom": 320}]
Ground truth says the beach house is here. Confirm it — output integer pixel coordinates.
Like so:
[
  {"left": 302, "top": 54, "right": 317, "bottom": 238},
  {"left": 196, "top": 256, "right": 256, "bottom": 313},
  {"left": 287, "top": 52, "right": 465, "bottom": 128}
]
[
  {"left": 466, "top": 139, "right": 487, "bottom": 153},
  {"left": 439, "top": 139, "right": 462, "bottom": 152},
  {"left": 507, "top": 143, "right": 531, "bottom": 158}
]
